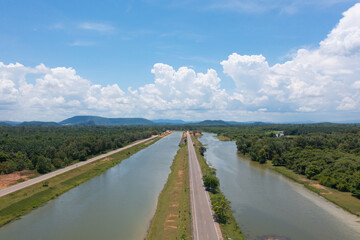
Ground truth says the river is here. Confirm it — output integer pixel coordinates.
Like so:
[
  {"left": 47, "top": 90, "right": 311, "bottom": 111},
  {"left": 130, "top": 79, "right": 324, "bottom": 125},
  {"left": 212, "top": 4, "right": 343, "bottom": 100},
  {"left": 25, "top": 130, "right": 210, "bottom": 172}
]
[
  {"left": 199, "top": 133, "right": 360, "bottom": 240},
  {"left": 0, "top": 132, "right": 182, "bottom": 240}
]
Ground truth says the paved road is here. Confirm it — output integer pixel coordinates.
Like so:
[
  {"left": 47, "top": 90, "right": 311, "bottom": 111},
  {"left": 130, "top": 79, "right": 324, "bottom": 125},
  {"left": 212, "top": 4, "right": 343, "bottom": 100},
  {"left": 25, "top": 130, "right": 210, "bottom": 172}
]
[
  {"left": 0, "top": 135, "right": 158, "bottom": 198},
  {"left": 187, "top": 132, "right": 222, "bottom": 240}
]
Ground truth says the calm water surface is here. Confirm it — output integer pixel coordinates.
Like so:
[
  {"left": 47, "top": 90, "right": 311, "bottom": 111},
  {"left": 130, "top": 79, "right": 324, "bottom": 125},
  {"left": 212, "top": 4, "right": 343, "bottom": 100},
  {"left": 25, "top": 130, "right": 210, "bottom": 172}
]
[
  {"left": 199, "top": 133, "right": 360, "bottom": 240},
  {"left": 0, "top": 132, "right": 182, "bottom": 240}
]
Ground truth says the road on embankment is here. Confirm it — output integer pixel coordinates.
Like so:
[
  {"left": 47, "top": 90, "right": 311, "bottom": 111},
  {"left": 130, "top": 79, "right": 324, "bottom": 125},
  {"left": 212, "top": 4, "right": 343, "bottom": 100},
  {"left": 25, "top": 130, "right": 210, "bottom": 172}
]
[
  {"left": 0, "top": 135, "right": 158, "bottom": 198},
  {"left": 187, "top": 132, "right": 222, "bottom": 240}
]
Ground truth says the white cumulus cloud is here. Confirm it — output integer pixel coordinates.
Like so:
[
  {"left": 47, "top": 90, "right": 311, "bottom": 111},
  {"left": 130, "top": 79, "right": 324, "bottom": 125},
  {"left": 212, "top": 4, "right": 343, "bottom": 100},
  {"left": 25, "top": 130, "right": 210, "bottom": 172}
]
[{"left": 221, "top": 3, "right": 360, "bottom": 115}]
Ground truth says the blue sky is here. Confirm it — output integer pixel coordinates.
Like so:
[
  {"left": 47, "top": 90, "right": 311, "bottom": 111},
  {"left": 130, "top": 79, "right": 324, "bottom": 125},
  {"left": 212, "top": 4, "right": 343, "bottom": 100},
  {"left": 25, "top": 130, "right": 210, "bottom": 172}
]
[{"left": 1, "top": 0, "right": 360, "bottom": 122}]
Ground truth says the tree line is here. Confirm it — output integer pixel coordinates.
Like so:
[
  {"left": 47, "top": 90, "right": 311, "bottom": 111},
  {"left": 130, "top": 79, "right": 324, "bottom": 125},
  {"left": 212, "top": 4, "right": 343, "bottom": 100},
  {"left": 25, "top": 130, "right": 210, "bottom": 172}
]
[{"left": 0, "top": 126, "right": 161, "bottom": 174}]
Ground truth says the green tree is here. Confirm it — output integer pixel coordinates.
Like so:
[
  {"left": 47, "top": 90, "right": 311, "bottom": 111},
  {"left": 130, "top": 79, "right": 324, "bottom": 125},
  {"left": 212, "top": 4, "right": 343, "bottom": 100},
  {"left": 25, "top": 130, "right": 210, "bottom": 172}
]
[
  {"left": 212, "top": 196, "right": 229, "bottom": 223},
  {"left": 52, "top": 158, "right": 63, "bottom": 169},
  {"left": 36, "top": 156, "right": 53, "bottom": 173},
  {"left": 203, "top": 173, "right": 219, "bottom": 193},
  {"left": 258, "top": 148, "right": 267, "bottom": 164},
  {"left": 12, "top": 151, "right": 32, "bottom": 171},
  {"left": 199, "top": 146, "right": 206, "bottom": 156}
]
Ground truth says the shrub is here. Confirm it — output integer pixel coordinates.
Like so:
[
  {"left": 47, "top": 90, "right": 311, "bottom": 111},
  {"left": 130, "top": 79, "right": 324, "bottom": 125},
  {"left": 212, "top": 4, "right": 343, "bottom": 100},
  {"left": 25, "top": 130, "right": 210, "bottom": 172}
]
[{"left": 203, "top": 173, "right": 219, "bottom": 193}]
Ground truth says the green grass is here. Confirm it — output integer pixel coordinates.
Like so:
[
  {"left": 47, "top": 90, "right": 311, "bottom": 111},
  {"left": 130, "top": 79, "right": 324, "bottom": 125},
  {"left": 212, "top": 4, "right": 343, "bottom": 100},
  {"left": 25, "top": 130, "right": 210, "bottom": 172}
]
[
  {"left": 265, "top": 161, "right": 360, "bottom": 216},
  {"left": 192, "top": 136, "right": 246, "bottom": 240},
  {"left": 146, "top": 143, "right": 191, "bottom": 240},
  {"left": 0, "top": 138, "right": 160, "bottom": 227},
  {"left": 216, "top": 135, "right": 231, "bottom": 141}
]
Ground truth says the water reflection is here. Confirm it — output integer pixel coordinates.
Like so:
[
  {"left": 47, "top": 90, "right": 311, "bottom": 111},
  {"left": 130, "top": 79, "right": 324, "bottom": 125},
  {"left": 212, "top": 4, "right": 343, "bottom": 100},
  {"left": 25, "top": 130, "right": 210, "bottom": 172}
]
[
  {"left": 0, "top": 132, "right": 182, "bottom": 240},
  {"left": 199, "top": 132, "right": 360, "bottom": 240}
]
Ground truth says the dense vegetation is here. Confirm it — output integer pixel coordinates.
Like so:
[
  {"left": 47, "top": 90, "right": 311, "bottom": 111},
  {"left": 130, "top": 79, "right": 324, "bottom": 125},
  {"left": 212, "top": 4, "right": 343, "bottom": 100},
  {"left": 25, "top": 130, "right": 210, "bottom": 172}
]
[
  {"left": 202, "top": 169, "right": 227, "bottom": 223},
  {"left": 0, "top": 126, "right": 160, "bottom": 174},
  {"left": 198, "top": 124, "right": 360, "bottom": 199}
]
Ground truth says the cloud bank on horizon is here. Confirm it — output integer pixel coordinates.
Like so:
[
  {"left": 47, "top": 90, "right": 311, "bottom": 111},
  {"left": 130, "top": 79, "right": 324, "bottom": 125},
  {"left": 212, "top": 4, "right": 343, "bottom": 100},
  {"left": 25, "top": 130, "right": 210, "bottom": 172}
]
[{"left": 1, "top": 3, "right": 360, "bottom": 122}]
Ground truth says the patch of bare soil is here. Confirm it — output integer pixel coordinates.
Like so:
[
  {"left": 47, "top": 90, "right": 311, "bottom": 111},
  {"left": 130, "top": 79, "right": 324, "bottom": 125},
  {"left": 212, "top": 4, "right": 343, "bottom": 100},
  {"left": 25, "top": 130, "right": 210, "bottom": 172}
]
[
  {"left": 100, "top": 157, "right": 113, "bottom": 162},
  {"left": 164, "top": 168, "right": 184, "bottom": 232},
  {"left": 310, "top": 182, "right": 328, "bottom": 191},
  {"left": 298, "top": 177, "right": 310, "bottom": 182},
  {"left": 297, "top": 176, "right": 332, "bottom": 193},
  {"left": 145, "top": 140, "right": 154, "bottom": 145},
  {"left": 0, "top": 170, "right": 37, "bottom": 190}
]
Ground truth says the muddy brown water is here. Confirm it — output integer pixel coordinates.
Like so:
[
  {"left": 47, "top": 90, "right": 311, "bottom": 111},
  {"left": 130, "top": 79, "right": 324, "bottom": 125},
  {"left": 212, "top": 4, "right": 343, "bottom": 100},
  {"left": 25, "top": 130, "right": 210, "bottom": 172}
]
[
  {"left": 0, "top": 132, "right": 182, "bottom": 240},
  {"left": 199, "top": 133, "right": 360, "bottom": 240}
]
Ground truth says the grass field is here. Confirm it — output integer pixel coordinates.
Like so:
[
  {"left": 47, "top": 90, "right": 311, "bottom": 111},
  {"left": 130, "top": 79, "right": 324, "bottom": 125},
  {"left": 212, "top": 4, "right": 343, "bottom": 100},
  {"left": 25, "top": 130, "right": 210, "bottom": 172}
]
[
  {"left": 265, "top": 162, "right": 360, "bottom": 216},
  {"left": 192, "top": 136, "right": 246, "bottom": 240},
  {"left": 0, "top": 138, "right": 159, "bottom": 227},
  {"left": 145, "top": 142, "right": 191, "bottom": 240}
]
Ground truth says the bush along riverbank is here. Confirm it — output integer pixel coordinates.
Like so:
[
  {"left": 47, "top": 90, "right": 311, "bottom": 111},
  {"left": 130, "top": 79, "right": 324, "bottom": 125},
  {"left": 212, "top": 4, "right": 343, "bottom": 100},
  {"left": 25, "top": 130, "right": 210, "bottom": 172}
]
[
  {"left": 192, "top": 136, "right": 246, "bottom": 240},
  {"left": 145, "top": 138, "right": 191, "bottom": 240},
  {"left": 0, "top": 137, "right": 160, "bottom": 227}
]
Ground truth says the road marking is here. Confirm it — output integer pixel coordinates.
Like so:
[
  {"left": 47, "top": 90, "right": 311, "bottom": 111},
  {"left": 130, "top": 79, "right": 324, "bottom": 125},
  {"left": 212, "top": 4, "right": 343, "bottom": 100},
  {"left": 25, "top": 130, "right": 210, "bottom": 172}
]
[
  {"left": 189, "top": 133, "right": 200, "bottom": 240},
  {"left": 191, "top": 133, "right": 222, "bottom": 240},
  {"left": 188, "top": 132, "right": 222, "bottom": 240}
]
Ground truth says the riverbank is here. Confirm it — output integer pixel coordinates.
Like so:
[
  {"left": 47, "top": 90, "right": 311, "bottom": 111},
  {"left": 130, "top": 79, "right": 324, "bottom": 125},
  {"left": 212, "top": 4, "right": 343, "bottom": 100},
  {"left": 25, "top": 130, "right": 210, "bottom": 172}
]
[
  {"left": 265, "top": 162, "right": 360, "bottom": 216},
  {"left": 145, "top": 140, "right": 191, "bottom": 240},
  {"left": 0, "top": 137, "right": 160, "bottom": 227},
  {"left": 215, "top": 133, "right": 360, "bottom": 217},
  {"left": 192, "top": 136, "right": 246, "bottom": 240},
  {"left": 216, "top": 136, "right": 360, "bottom": 217}
]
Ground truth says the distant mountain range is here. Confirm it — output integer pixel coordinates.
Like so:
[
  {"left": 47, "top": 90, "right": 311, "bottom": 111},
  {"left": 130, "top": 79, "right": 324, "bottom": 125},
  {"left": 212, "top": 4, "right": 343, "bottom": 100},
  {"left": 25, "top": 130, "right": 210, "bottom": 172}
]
[
  {"left": 59, "top": 116, "right": 154, "bottom": 126},
  {"left": 1, "top": 115, "right": 360, "bottom": 127},
  {"left": 152, "top": 119, "right": 187, "bottom": 125},
  {"left": 19, "top": 121, "right": 60, "bottom": 127},
  {"left": 0, "top": 121, "right": 21, "bottom": 126},
  {"left": 197, "top": 120, "right": 228, "bottom": 125}
]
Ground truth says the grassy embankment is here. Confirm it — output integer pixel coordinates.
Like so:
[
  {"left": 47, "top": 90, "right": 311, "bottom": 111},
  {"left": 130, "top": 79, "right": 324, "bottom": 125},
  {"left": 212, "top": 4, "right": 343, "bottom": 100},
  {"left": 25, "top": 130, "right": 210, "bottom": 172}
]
[
  {"left": 0, "top": 137, "right": 160, "bottom": 227},
  {"left": 265, "top": 162, "right": 360, "bottom": 216},
  {"left": 216, "top": 135, "right": 360, "bottom": 216},
  {"left": 192, "top": 136, "right": 246, "bottom": 240},
  {"left": 146, "top": 139, "right": 191, "bottom": 240},
  {"left": 216, "top": 135, "right": 231, "bottom": 141}
]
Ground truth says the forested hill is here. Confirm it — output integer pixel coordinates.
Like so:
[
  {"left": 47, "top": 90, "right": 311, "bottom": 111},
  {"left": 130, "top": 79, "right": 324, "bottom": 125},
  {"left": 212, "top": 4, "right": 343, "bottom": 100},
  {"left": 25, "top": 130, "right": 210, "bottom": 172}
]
[
  {"left": 60, "top": 116, "right": 155, "bottom": 126},
  {"left": 19, "top": 121, "right": 59, "bottom": 127},
  {"left": 197, "top": 120, "right": 229, "bottom": 125}
]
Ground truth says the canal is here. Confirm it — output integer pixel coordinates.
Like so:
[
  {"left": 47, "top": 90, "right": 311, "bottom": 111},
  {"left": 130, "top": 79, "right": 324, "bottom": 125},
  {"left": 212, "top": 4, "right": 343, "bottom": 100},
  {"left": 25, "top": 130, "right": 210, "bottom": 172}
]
[
  {"left": 0, "top": 132, "right": 182, "bottom": 240},
  {"left": 199, "top": 133, "right": 360, "bottom": 240}
]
